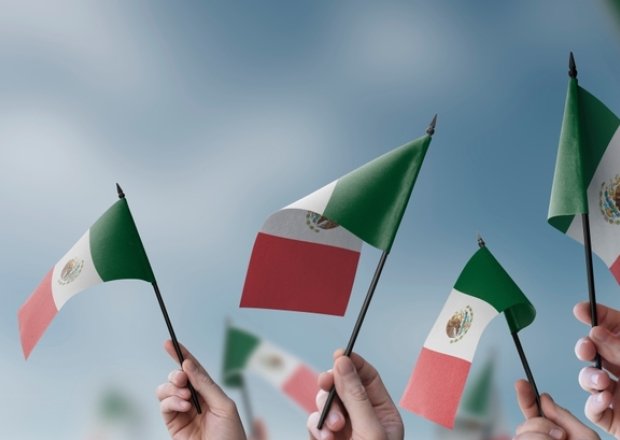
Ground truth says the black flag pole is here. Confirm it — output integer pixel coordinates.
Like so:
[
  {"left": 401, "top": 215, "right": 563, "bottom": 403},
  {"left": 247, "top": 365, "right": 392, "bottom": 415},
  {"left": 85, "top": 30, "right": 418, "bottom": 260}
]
[
  {"left": 569, "top": 53, "right": 602, "bottom": 370},
  {"left": 511, "top": 331, "right": 543, "bottom": 417},
  {"left": 317, "top": 115, "right": 437, "bottom": 429},
  {"left": 116, "top": 184, "right": 202, "bottom": 413},
  {"left": 477, "top": 234, "right": 542, "bottom": 417},
  {"left": 316, "top": 251, "right": 389, "bottom": 429}
]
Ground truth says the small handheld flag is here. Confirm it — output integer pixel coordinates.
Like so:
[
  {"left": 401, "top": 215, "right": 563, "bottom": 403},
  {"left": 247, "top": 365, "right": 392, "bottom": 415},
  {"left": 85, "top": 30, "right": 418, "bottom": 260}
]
[
  {"left": 547, "top": 53, "right": 620, "bottom": 368},
  {"left": 240, "top": 117, "right": 435, "bottom": 316},
  {"left": 18, "top": 184, "right": 201, "bottom": 412},
  {"left": 222, "top": 322, "right": 319, "bottom": 414},
  {"left": 400, "top": 237, "right": 536, "bottom": 428}
]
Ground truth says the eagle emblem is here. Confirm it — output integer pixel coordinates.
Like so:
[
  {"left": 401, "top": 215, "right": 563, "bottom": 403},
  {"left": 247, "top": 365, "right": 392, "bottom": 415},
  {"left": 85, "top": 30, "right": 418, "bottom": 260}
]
[
  {"left": 446, "top": 306, "right": 473, "bottom": 343},
  {"left": 258, "top": 353, "right": 284, "bottom": 371},
  {"left": 600, "top": 175, "right": 620, "bottom": 225},
  {"left": 58, "top": 258, "right": 84, "bottom": 285},
  {"left": 306, "top": 211, "right": 339, "bottom": 233}
]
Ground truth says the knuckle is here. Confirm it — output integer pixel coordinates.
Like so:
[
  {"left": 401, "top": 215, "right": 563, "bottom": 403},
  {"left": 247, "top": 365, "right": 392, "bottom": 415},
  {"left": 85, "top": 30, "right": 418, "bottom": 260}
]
[{"left": 346, "top": 381, "right": 369, "bottom": 402}]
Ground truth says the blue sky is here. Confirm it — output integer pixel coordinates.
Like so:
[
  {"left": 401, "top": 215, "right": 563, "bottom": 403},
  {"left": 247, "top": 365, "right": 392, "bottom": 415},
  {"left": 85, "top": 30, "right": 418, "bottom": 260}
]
[{"left": 2, "top": 1, "right": 620, "bottom": 438}]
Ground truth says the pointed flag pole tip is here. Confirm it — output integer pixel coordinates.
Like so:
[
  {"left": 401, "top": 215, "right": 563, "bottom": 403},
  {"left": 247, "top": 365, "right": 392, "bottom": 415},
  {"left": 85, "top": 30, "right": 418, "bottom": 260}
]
[
  {"left": 426, "top": 114, "right": 437, "bottom": 136},
  {"left": 568, "top": 52, "right": 577, "bottom": 78},
  {"left": 477, "top": 233, "right": 486, "bottom": 248},
  {"left": 116, "top": 183, "right": 125, "bottom": 199}
]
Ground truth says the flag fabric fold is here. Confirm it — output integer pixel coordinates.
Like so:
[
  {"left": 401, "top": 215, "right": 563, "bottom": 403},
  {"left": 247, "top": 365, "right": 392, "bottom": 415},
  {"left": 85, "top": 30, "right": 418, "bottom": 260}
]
[
  {"left": 400, "top": 247, "right": 535, "bottom": 429},
  {"left": 18, "top": 198, "right": 155, "bottom": 359},
  {"left": 548, "top": 77, "right": 620, "bottom": 282},
  {"left": 222, "top": 325, "right": 319, "bottom": 413},
  {"left": 240, "top": 134, "right": 432, "bottom": 315}
]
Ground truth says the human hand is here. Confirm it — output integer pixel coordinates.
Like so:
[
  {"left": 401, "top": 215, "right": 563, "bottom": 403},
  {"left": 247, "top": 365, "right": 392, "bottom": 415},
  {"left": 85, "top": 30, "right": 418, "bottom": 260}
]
[
  {"left": 574, "top": 301, "right": 620, "bottom": 437},
  {"left": 306, "top": 350, "right": 403, "bottom": 440},
  {"left": 156, "top": 340, "right": 247, "bottom": 440},
  {"left": 514, "top": 379, "right": 600, "bottom": 439}
]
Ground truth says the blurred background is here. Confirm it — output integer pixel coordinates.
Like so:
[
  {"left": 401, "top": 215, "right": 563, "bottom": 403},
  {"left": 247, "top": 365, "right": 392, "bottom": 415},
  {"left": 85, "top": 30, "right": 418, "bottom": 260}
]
[{"left": 2, "top": 0, "right": 620, "bottom": 438}]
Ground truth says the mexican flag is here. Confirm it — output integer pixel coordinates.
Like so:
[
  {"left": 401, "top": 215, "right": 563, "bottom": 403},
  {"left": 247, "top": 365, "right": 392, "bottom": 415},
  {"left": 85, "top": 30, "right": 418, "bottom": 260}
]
[
  {"left": 548, "top": 75, "right": 620, "bottom": 282},
  {"left": 18, "top": 197, "right": 155, "bottom": 359},
  {"left": 241, "top": 133, "right": 432, "bottom": 315},
  {"left": 400, "top": 246, "right": 535, "bottom": 429},
  {"left": 222, "top": 325, "right": 319, "bottom": 413}
]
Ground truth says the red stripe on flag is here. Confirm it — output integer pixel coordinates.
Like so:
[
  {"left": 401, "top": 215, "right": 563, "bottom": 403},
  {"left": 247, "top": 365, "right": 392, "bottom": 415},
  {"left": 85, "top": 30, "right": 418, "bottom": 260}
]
[
  {"left": 282, "top": 364, "right": 319, "bottom": 413},
  {"left": 610, "top": 255, "right": 620, "bottom": 284},
  {"left": 18, "top": 269, "right": 58, "bottom": 359},
  {"left": 400, "top": 348, "right": 471, "bottom": 429},
  {"left": 241, "top": 232, "right": 360, "bottom": 316}
]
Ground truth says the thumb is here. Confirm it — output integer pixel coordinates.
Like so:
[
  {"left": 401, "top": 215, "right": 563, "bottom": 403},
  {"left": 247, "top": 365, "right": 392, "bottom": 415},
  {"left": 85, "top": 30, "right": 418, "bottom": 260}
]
[
  {"left": 333, "top": 356, "right": 383, "bottom": 436},
  {"left": 183, "top": 358, "right": 231, "bottom": 410}
]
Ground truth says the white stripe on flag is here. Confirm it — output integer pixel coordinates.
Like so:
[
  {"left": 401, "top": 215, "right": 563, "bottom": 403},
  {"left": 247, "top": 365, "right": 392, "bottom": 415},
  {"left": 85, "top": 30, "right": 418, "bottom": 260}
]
[
  {"left": 567, "top": 127, "right": 620, "bottom": 265},
  {"left": 260, "top": 209, "right": 361, "bottom": 251},
  {"left": 284, "top": 180, "right": 336, "bottom": 213},
  {"left": 247, "top": 341, "right": 300, "bottom": 388},
  {"left": 51, "top": 230, "right": 103, "bottom": 310},
  {"left": 423, "top": 289, "right": 499, "bottom": 362}
]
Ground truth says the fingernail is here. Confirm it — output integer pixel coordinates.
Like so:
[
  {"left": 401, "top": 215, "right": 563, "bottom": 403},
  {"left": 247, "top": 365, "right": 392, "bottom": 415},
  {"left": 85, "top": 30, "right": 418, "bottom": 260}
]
[
  {"left": 549, "top": 427, "right": 564, "bottom": 439},
  {"left": 595, "top": 392, "right": 605, "bottom": 403},
  {"left": 327, "top": 411, "right": 341, "bottom": 426},
  {"left": 320, "top": 430, "right": 331, "bottom": 440},
  {"left": 336, "top": 357, "right": 354, "bottom": 374},
  {"left": 590, "top": 371, "right": 600, "bottom": 386},
  {"left": 574, "top": 338, "right": 586, "bottom": 353}
]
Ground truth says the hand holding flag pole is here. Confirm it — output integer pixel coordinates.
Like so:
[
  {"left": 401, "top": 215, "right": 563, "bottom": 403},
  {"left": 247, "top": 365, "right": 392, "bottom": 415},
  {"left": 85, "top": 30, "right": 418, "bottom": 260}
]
[
  {"left": 317, "top": 115, "right": 437, "bottom": 429},
  {"left": 116, "top": 184, "right": 202, "bottom": 414}
]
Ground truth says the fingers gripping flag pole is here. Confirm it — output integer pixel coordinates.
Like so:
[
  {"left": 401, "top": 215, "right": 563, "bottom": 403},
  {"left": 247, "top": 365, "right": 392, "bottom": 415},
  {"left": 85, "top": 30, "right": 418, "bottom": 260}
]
[
  {"left": 399, "top": 235, "right": 538, "bottom": 428},
  {"left": 18, "top": 184, "right": 201, "bottom": 413}
]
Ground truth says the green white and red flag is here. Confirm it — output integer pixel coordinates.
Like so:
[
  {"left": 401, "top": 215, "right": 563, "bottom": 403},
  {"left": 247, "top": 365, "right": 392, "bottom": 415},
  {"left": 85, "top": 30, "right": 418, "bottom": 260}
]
[
  {"left": 240, "top": 134, "right": 432, "bottom": 315},
  {"left": 400, "top": 247, "right": 535, "bottom": 428},
  {"left": 548, "top": 76, "right": 620, "bottom": 282},
  {"left": 222, "top": 325, "right": 319, "bottom": 413},
  {"left": 18, "top": 198, "right": 155, "bottom": 359}
]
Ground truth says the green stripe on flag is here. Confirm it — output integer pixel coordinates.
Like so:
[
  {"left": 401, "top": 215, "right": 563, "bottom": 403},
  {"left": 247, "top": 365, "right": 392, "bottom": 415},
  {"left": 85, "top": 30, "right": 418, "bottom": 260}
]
[
  {"left": 89, "top": 199, "right": 155, "bottom": 283},
  {"left": 548, "top": 78, "right": 587, "bottom": 232},
  {"left": 323, "top": 135, "right": 431, "bottom": 251},
  {"left": 548, "top": 79, "right": 620, "bottom": 232},
  {"left": 223, "top": 326, "right": 260, "bottom": 387},
  {"left": 453, "top": 247, "right": 535, "bottom": 333}
]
